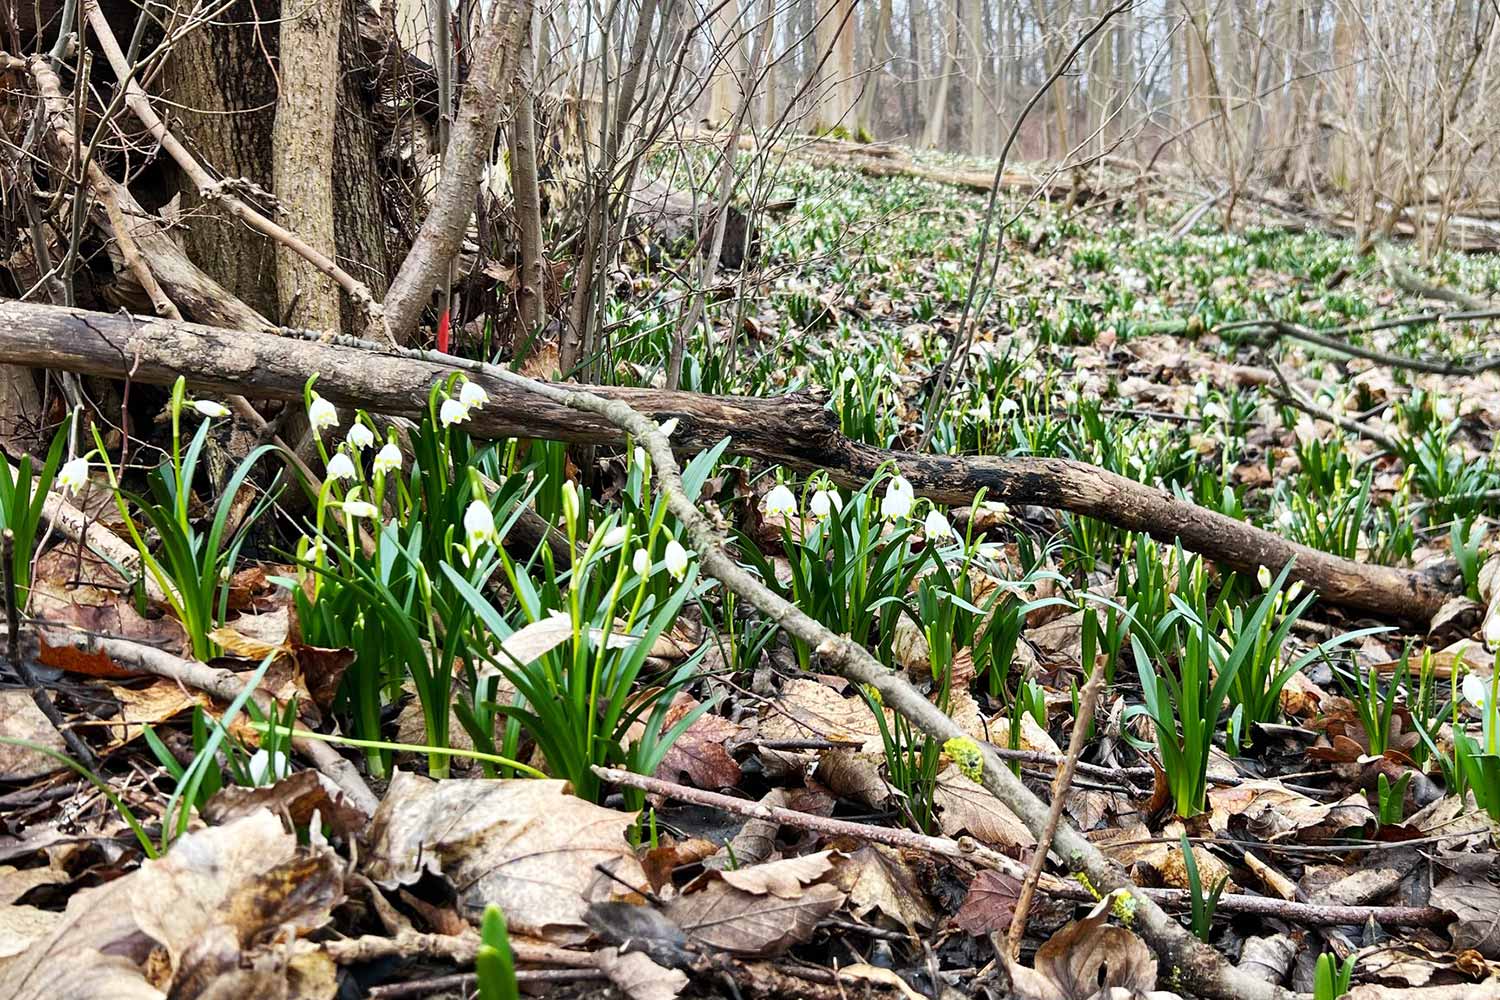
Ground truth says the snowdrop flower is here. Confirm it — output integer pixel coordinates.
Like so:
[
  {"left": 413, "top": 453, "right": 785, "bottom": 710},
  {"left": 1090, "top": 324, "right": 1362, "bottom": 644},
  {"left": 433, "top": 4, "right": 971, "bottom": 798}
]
[
  {"left": 326, "top": 451, "right": 356, "bottom": 481},
  {"left": 248, "top": 748, "right": 290, "bottom": 786},
  {"left": 924, "top": 508, "right": 954, "bottom": 539},
  {"left": 308, "top": 394, "right": 338, "bottom": 433},
  {"left": 458, "top": 379, "right": 489, "bottom": 411},
  {"left": 193, "top": 400, "right": 230, "bottom": 419},
  {"left": 762, "top": 484, "right": 797, "bottom": 518},
  {"left": 632, "top": 548, "right": 652, "bottom": 576},
  {"left": 1464, "top": 670, "right": 1490, "bottom": 709},
  {"left": 346, "top": 422, "right": 375, "bottom": 451},
  {"left": 1202, "top": 401, "right": 1227, "bottom": 422},
  {"left": 464, "top": 500, "right": 497, "bottom": 551},
  {"left": 880, "top": 475, "right": 915, "bottom": 520},
  {"left": 664, "top": 539, "right": 690, "bottom": 580},
  {"left": 342, "top": 498, "right": 378, "bottom": 519},
  {"left": 57, "top": 457, "right": 89, "bottom": 495},
  {"left": 809, "top": 489, "right": 837, "bottom": 519},
  {"left": 439, "top": 398, "right": 469, "bottom": 427},
  {"left": 841, "top": 365, "right": 858, "bottom": 382},
  {"left": 600, "top": 525, "right": 628, "bottom": 548},
  {"left": 373, "top": 441, "right": 402, "bottom": 475}
]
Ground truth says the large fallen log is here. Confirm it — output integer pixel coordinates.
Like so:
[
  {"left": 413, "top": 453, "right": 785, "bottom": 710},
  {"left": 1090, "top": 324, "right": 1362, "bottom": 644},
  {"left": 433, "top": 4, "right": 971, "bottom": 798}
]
[{"left": 0, "top": 300, "right": 1455, "bottom": 623}]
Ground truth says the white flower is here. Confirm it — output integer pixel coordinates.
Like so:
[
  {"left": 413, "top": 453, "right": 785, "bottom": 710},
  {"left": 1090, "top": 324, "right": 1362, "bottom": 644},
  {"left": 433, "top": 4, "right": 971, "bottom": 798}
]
[
  {"left": 1464, "top": 671, "right": 1489, "bottom": 709},
  {"left": 439, "top": 398, "right": 469, "bottom": 427},
  {"left": 561, "top": 481, "right": 579, "bottom": 525},
  {"left": 600, "top": 525, "right": 628, "bottom": 548},
  {"left": 633, "top": 447, "right": 647, "bottom": 469},
  {"left": 809, "top": 489, "right": 836, "bottom": 519},
  {"left": 664, "top": 539, "right": 690, "bottom": 580},
  {"left": 308, "top": 394, "right": 338, "bottom": 433},
  {"left": 193, "top": 400, "right": 230, "bottom": 419},
  {"left": 373, "top": 441, "right": 402, "bottom": 475},
  {"left": 1293, "top": 414, "right": 1317, "bottom": 447},
  {"left": 880, "top": 475, "right": 915, "bottom": 520},
  {"left": 923, "top": 508, "right": 954, "bottom": 539},
  {"left": 248, "top": 748, "right": 290, "bottom": 786},
  {"left": 632, "top": 548, "right": 651, "bottom": 576},
  {"left": 1434, "top": 396, "right": 1458, "bottom": 423},
  {"left": 998, "top": 398, "right": 1019, "bottom": 416},
  {"left": 658, "top": 418, "right": 679, "bottom": 438},
  {"left": 346, "top": 422, "right": 375, "bottom": 450},
  {"left": 464, "top": 500, "right": 497, "bottom": 551},
  {"left": 762, "top": 484, "right": 797, "bottom": 518},
  {"left": 458, "top": 379, "right": 489, "bottom": 411},
  {"left": 326, "top": 452, "right": 356, "bottom": 481},
  {"left": 57, "top": 457, "right": 89, "bottom": 494},
  {"left": 342, "top": 498, "right": 378, "bottom": 519},
  {"left": 1486, "top": 612, "right": 1500, "bottom": 651},
  {"left": 1257, "top": 565, "right": 1273, "bottom": 589}
]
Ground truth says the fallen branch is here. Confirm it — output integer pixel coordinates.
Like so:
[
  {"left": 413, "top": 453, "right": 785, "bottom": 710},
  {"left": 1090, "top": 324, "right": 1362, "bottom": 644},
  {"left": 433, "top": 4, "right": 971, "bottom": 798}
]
[
  {"left": 0, "top": 301, "right": 1454, "bottom": 623},
  {"left": 1212, "top": 309, "right": 1500, "bottom": 377},
  {"left": 39, "top": 628, "right": 378, "bottom": 814}
]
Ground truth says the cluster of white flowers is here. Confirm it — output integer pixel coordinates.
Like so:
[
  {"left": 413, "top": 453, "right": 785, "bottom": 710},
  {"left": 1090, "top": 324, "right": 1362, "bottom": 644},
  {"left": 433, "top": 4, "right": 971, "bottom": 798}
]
[
  {"left": 880, "top": 475, "right": 915, "bottom": 520},
  {"left": 439, "top": 378, "right": 491, "bottom": 427}
]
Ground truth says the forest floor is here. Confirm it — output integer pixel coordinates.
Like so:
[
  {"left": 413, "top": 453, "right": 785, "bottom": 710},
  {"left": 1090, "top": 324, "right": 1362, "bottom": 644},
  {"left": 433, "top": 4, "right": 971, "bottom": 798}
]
[{"left": 4, "top": 153, "right": 1500, "bottom": 1000}]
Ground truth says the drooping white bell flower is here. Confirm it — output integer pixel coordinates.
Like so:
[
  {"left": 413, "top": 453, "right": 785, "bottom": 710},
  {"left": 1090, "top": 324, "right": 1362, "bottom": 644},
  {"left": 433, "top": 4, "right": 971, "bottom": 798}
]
[
  {"left": 464, "top": 500, "right": 497, "bottom": 551},
  {"left": 762, "top": 484, "right": 797, "bottom": 518},
  {"left": 439, "top": 398, "right": 469, "bottom": 427},
  {"left": 193, "top": 400, "right": 230, "bottom": 419},
  {"left": 373, "top": 441, "right": 403, "bottom": 475},
  {"left": 308, "top": 394, "right": 338, "bottom": 433},
  {"left": 632, "top": 548, "right": 652, "bottom": 576},
  {"left": 600, "top": 525, "right": 628, "bottom": 548},
  {"left": 458, "top": 379, "right": 489, "bottom": 411},
  {"left": 326, "top": 452, "right": 356, "bottom": 481},
  {"left": 880, "top": 475, "right": 915, "bottom": 520},
  {"left": 57, "top": 457, "right": 89, "bottom": 495},
  {"left": 248, "top": 748, "right": 290, "bottom": 786},
  {"left": 346, "top": 422, "right": 375, "bottom": 451},
  {"left": 923, "top": 508, "right": 954, "bottom": 539},
  {"left": 342, "top": 498, "right": 378, "bottom": 519},
  {"left": 809, "top": 489, "right": 836, "bottom": 519},
  {"left": 664, "top": 539, "right": 690, "bottom": 580}
]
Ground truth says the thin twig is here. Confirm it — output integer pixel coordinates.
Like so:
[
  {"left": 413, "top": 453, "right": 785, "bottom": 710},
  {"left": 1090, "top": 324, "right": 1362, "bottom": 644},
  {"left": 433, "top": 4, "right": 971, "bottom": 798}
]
[{"left": 1006, "top": 648, "right": 1107, "bottom": 957}]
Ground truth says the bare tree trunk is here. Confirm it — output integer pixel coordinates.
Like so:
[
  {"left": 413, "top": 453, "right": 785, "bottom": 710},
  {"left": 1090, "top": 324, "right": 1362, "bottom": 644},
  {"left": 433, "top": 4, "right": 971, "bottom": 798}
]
[
  {"left": 510, "top": 17, "right": 546, "bottom": 340},
  {"left": 273, "top": 0, "right": 342, "bottom": 333},
  {"left": 922, "top": 0, "right": 959, "bottom": 148}
]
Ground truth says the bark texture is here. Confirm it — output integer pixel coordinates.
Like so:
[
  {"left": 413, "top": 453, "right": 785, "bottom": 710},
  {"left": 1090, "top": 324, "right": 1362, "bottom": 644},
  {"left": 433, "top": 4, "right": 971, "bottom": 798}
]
[{"left": 0, "top": 301, "right": 1456, "bottom": 624}]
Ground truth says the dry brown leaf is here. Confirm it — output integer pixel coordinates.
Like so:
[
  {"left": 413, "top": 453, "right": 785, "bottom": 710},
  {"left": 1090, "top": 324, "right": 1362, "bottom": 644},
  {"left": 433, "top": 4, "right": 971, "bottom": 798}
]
[
  {"left": 814, "top": 749, "right": 892, "bottom": 809},
  {"left": 202, "top": 770, "right": 371, "bottom": 839},
  {"left": 837, "top": 963, "right": 926, "bottom": 999},
  {"left": 0, "top": 690, "right": 66, "bottom": 781},
  {"left": 1005, "top": 893, "right": 1180, "bottom": 1000},
  {"left": 664, "top": 879, "right": 843, "bottom": 956},
  {"left": 652, "top": 694, "right": 742, "bottom": 790},
  {"left": 952, "top": 869, "right": 1022, "bottom": 935},
  {"left": 934, "top": 766, "right": 1036, "bottom": 849},
  {"left": 987, "top": 711, "right": 1063, "bottom": 756},
  {"left": 1433, "top": 858, "right": 1500, "bottom": 958},
  {"left": 756, "top": 678, "right": 882, "bottom": 749},
  {"left": 363, "top": 771, "right": 648, "bottom": 944},
  {"left": 829, "top": 844, "right": 937, "bottom": 931},
  {"left": 0, "top": 810, "right": 341, "bottom": 1000},
  {"left": 596, "top": 946, "right": 688, "bottom": 1000},
  {"left": 718, "top": 851, "right": 836, "bottom": 898},
  {"left": 1206, "top": 779, "right": 1374, "bottom": 841}
]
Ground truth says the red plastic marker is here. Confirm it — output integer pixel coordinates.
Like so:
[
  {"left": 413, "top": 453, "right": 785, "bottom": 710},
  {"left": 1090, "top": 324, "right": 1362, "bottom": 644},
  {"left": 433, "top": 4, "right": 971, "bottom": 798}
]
[{"left": 436, "top": 308, "right": 451, "bottom": 353}]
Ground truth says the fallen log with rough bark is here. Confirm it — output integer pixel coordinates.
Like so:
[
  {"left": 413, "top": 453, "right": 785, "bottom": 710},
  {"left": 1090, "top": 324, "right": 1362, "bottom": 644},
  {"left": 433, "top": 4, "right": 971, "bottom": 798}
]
[
  {"left": 625, "top": 177, "right": 756, "bottom": 269},
  {"left": 0, "top": 299, "right": 1456, "bottom": 623}
]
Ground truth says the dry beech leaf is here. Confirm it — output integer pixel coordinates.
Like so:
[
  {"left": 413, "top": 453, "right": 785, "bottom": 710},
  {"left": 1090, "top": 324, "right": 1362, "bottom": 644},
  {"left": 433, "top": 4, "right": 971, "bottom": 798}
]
[
  {"left": 1005, "top": 893, "right": 1181, "bottom": 1000},
  {"left": 363, "top": 771, "right": 648, "bottom": 944},
  {"left": 0, "top": 810, "right": 341, "bottom": 1000},
  {"left": 986, "top": 711, "right": 1062, "bottom": 756},
  {"left": 0, "top": 690, "right": 66, "bottom": 781},
  {"left": 814, "top": 749, "right": 891, "bottom": 809},
  {"left": 642, "top": 837, "right": 719, "bottom": 893},
  {"left": 953, "top": 869, "right": 1023, "bottom": 935},
  {"left": 829, "top": 844, "right": 937, "bottom": 931},
  {"left": 718, "top": 851, "right": 836, "bottom": 898},
  {"left": 664, "top": 880, "right": 843, "bottom": 956},
  {"left": 934, "top": 766, "right": 1036, "bottom": 849},
  {"left": 756, "top": 678, "right": 883, "bottom": 749},
  {"left": 596, "top": 946, "right": 688, "bottom": 1000}
]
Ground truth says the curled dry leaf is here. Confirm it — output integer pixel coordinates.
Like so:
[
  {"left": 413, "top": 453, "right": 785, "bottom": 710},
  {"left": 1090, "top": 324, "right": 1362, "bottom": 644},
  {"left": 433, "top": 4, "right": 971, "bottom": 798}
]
[
  {"left": 1005, "top": 893, "right": 1182, "bottom": 1000},
  {"left": 202, "top": 769, "right": 371, "bottom": 839},
  {"left": 717, "top": 850, "right": 836, "bottom": 898},
  {"left": 1207, "top": 778, "right": 1375, "bottom": 841},
  {"left": 0, "top": 690, "right": 66, "bottom": 781},
  {"left": 953, "top": 869, "right": 1023, "bottom": 935},
  {"left": 0, "top": 810, "right": 341, "bottom": 1000},
  {"left": 363, "top": 771, "right": 648, "bottom": 944},
  {"left": 651, "top": 693, "right": 742, "bottom": 790},
  {"left": 829, "top": 843, "right": 938, "bottom": 931},
  {"left": 596, "top": 946, "right": 689, "bottom": 1000},
  {"left": 1432, "top": 857, "right": 1500, "bottom": 958},
  {"left": 934, "top": 765, "right": 1036, "bottom": 849}
]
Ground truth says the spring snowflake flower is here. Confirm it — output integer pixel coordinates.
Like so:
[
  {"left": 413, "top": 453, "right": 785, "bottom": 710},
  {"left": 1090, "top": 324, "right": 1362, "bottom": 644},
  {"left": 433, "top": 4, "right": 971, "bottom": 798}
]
[
  {"left": 632, "top": 548, "right": 651, "bottom": 576},
  {"left": 458, "top": 379, "right": 489, "bottom": 411},
  {"left": 600, "top": 525, "right": 628, "bottom": 548},
  {"left": 924, "top": 508, "right": 954, "bottom": 539},
  {"left": 1257, "top": 565, "right": 1273, "bottom": 589},
  {"left": 248, "top": 748, "right": 290, "bottom": 786},
  {"left": 193, "top": 400, "right": 230, "bottom": 419},
  {"left": 808, "top": 489, "right": 838, "bottom": 519},
  {"left": 325, "top": 452, "right": 356, "bottom": 481},
  {"left": 57, "top": 457, "right": 89, "bottom": 494},
  {"left": 880, "top": 475, "right": 915, "bottom": 520},
  {"left": 1434, "top": 396, "right": 1459, "bottom": 423},
  {"left": 373, "top": 441, "right": 402, "bottom": 475},
  {"left": 346, "top": 422, "right": 375, "bottom": 450},
  {"left": 1464, "top": 670, "right": 1490, "bottom": 709},
  {"left": 762, "top": 484, "right": 797, "bottom": 518},
  {"left": 464, "top": 500, "right": 497, "bottom": 551},
  {"left": 632, "top": 446, "right": 647, "bottom": 469},
  {"left": 1486, "top": 612, "right": 1500, "bottom": 651},
  {"left": 664, "top": 539, "right": 690, "bottom": 580},
  {"left": 439, "top": 398, "right": 469, "bottom": 427},
  {"left": 342, "top": 498, "right": 378, "bottom": 519},
  {"left": 658, "top": 418, "right": 679, "bottom": 438},
  {"left": 308, "top": 394, "right": 338, "bottom": 433}
]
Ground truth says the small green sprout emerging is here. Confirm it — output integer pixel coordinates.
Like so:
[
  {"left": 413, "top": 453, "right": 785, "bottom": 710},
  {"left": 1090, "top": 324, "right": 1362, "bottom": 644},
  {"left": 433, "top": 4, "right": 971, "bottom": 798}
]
[
  {"left": 943, "top": 737, "right": 984, "bottom": 782},
  {"left": 476, "top": 904, "right": 518, "bottom": 1000}
]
